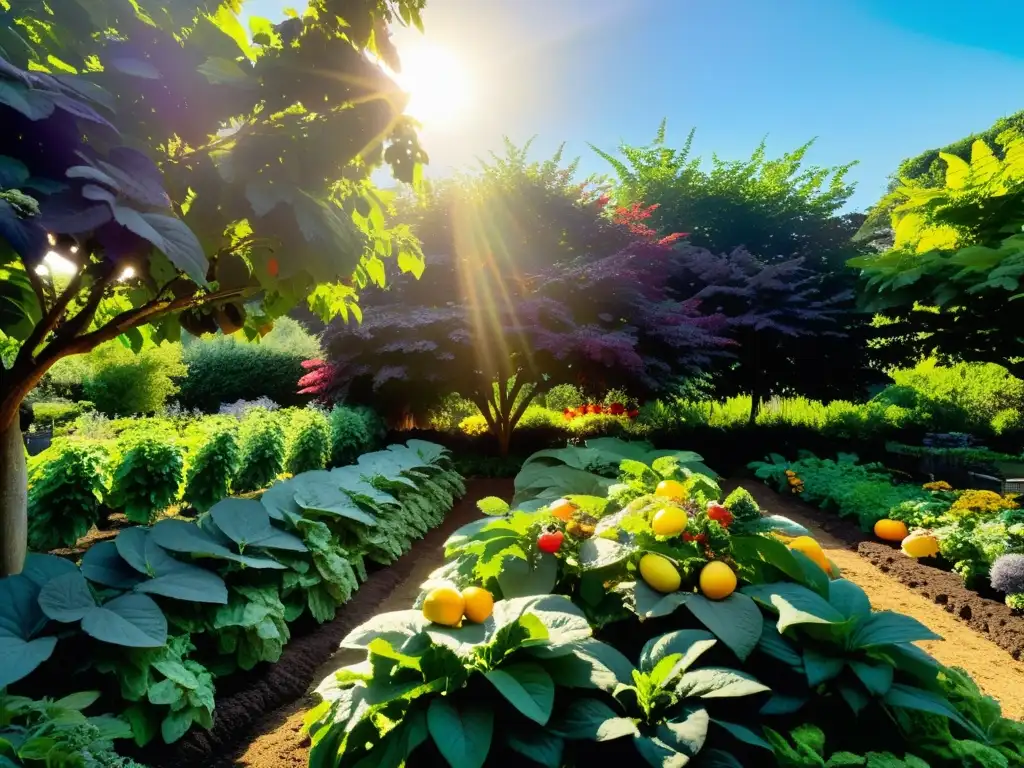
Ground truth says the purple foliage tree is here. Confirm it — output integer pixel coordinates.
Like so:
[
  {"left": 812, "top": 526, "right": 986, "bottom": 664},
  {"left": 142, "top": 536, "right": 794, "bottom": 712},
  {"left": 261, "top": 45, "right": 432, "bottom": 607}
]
[{"left": 319, "top": 243, "right": 731, "bottom": 454}]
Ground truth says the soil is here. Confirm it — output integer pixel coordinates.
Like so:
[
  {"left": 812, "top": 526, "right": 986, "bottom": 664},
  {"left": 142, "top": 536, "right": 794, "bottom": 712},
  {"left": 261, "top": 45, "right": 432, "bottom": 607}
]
[
  {"left": 147, "top": 478, "right": 511, "bottom": 768},
  {"left": 728, "top": 481, "right": 1024, "bottom": 720}
]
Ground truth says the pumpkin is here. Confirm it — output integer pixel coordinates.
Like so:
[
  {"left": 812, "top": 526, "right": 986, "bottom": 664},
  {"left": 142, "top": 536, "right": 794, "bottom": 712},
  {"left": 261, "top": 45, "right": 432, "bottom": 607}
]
[
  {"left": 873, "top": 519, "right": 909, "bottom": 542},
  {"left": 901, "top": 531, "right": 940, "bottom": 559}
]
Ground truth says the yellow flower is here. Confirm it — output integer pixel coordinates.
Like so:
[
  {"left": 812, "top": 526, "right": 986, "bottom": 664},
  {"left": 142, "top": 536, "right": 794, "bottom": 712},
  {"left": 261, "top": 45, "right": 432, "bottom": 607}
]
[
  {"left": 785, "top": 470, "right": 796, "bottom": 477},
  {"left": 949, "top": 490, "right": 1018, "bottom": 517},
  {"left": 923, "top": 481, "right": 952, "bottom": 492}
]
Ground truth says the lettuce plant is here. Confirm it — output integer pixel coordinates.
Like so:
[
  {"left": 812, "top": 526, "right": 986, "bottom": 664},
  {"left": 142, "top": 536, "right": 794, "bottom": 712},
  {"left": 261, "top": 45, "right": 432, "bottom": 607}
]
[
  {"left": 26, "top": 441, "right": 112, "bottom": 550},
  {"left": 108, "top": 435, "right": 185, "bottom": 523},
  {"left": 182, "top": 424, "right": 240, "bottom": 512}
]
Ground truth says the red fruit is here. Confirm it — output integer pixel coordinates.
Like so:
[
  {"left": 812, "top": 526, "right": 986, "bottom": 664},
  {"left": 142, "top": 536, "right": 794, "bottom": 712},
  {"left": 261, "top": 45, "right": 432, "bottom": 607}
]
[
  {"left": 627, "top": 409, "right": 640, "bottom": 420},
  {"left": 706, "top": 502, "right": 733, "bottom": 527},
  {"left": 609, "top": 403, "right": 625, "bottom": 415},
  {"left": 538, "top": 531, "right": 564, "bottom": 554}
]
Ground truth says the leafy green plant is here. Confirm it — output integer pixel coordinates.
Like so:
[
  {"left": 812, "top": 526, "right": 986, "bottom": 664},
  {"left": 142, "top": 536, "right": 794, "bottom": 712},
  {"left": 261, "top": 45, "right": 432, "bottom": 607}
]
[
  {"left": 0, "top": 690, "right": 140, "bottom": 768},
  {"left": 28, "top": 400, "right": 85, "bottom": 429},
  {"left": 306, "top": 595, "right": 598, "bottom": 768},
  {"left": 285, "top": 408, "right": 331, "bottom": 476},
  {"left": 27, "top": 441, "right": 112, "bottom": 550},
  {"left": 108, "top": 435, "right": 185, "bottom": 523},
  {"left": 83, "top": 341, "right": 187, "bottom": 418},
  {"left": 182, "top": 424, "right": 241, "bottom": 512},
  {"left": 234, "top": 408, "right": 286, "bottom": 492},
  {"left": 95, "top": 634, "right": 215, "bottom": 746},
  {"left": 274, "top": 518, "right": 360, "bottom": 624},
  {"left": 545, "top": 383, "right": 584, "bottom": 412},
  {"left": 328, "top": 405, "right": 372, "bottom": 467}
]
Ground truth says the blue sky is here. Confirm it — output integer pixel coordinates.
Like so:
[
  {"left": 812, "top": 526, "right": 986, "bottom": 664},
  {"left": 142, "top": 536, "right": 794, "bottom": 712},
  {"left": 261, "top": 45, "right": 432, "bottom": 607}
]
[{"left": 243, "top": 0, "right": 1024, "bottom": 211}]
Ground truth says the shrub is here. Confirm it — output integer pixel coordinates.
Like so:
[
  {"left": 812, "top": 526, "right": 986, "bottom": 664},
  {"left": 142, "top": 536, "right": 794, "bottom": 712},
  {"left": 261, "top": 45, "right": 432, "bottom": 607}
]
[
  {"left": 458, "top": 413, "right": 489, "bottom": 437},
  {"left": 27, "top": 441, "right": 112, "bottom": 549},
  {"left": 515, "top": 405, "right": 563, "bottom": 430},
  {"left": 177, "top": 335, "right": 309, "bottom": 412},
  {"left": 601, "top": 387, "right": 634, "bottom": 409},
  {"left": 286, "top": 408, "right": 331, "bottom": 475},
  {"left": 260, "top": 316, "right": 321, "bottom": 358},
  {"left": 545, "top": 383, "right": 583, "bottom": 412},
  {"left": 36, "top": 354, "right": 90, "bottom": 400},
  {"left": 183, "top": 424, "right": 241, "bottom": 511},
  {"left": 83, "top": 341, "right": 186, "bottom": 417},
  {"left": 992, "top": 408, "right": 1023, "bottom": 435},
  {"left": 329, "top": 405, "right": 373, "bottom": 466},
  {"left": 425, "top": 393, "right": 478, "bottom": 431},
  {"left": 566, "top": 412, "right": 644, "bottom": 438},
  {"left": 235, "top": 408, "right": 287, "bottom": 492},
  {"left": 108, "top": 434, "right": 185, "bottom": 523},
  {"left": 30, "top": 400, "right": 86, "bottom": 428}
]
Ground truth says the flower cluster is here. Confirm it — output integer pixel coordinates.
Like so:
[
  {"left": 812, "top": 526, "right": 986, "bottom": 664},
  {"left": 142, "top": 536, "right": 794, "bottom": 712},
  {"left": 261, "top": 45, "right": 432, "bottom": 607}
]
[
  {"left": 922, "top": 480, "right": 953, "bottom": 492},
  {"left": 949, "top": 489, "right": 1019, "bottom": 517},
  {"left": 297, "top": 358, "right": 333, "bottom": 397},
  {"left": 785, "top": 469, "right": 805, "bottom": 495},
  {"left": 610, "top": 201, "right": 690, "bottom": 246},
  {"left": 562, "top": 403, "right": 640, "bottom": 421}
]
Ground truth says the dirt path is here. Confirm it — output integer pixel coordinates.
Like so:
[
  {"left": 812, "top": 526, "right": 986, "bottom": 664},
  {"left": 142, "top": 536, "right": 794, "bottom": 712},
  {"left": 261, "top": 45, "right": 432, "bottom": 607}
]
[
  {"left": 232, "top": 478, "right": 512, "bottom": 768},
  {"left": 732, "top": 481, "right": 1024, "bottom": 720}
]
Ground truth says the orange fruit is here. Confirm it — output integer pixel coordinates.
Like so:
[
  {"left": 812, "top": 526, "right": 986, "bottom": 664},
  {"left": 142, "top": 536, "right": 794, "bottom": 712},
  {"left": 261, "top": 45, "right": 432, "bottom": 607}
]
[
  {"left": 461, "top": 587, "right": 494, "bottom": 623},
  {"left": 874, "top": 519, "right": 909, "bottom": 542},
  {"left": 549, "top": 498, "right": 575, "bottom": 522},
  {"left": 699, "top": 561, "right": 737, "bottom": 600},
  {"left": 422, "top": 586, "right": 465, "bottom": 627}
]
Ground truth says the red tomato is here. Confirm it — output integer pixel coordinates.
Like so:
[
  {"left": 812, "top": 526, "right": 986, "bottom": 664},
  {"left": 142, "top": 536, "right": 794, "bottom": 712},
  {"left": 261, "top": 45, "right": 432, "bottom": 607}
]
[{"left": 538, "top": 531, "right": 564, "bottom": 553}]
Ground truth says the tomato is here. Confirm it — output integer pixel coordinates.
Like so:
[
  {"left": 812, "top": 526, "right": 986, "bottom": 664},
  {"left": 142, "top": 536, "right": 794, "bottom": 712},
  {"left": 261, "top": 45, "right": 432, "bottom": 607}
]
[
  {"left": 706, "top": 502, "right": 733, "bottom": 527},
  {"left": 538, "top": 531, "right": 564, "bottom": 553}
]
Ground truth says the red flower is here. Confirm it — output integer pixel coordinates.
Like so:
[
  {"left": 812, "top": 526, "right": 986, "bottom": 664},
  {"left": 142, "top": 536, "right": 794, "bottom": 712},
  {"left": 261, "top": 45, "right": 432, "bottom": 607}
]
[
  {"left": 627, "top": 409, "right": 640, "bottom": 420},
  {"left": 608, "top": 402, "right": 626, "bottom": 416}
]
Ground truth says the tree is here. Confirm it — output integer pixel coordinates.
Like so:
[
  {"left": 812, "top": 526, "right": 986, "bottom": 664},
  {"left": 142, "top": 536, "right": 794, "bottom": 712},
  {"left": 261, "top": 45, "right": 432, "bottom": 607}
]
[
  {"left": 593, "top": 121, "right": 886, "bottom": 408},
  {"left": 314, "top": 242, "right": 731, "bottom": 454},
  {"left": 850, "top": 130, "right": 1024, "bottom": 377},
  {"left": 0, "top": 1, "right": 429, "bottom": 574}
]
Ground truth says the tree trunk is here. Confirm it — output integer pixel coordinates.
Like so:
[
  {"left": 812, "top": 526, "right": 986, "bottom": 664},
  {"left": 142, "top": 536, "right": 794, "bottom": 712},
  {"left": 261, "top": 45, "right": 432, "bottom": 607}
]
[
  {"left": 0, "top": 418, "right": 28, "bottom": 576},
  {"left": 497, "top": 418, "right": 512, "bottom": 457}
]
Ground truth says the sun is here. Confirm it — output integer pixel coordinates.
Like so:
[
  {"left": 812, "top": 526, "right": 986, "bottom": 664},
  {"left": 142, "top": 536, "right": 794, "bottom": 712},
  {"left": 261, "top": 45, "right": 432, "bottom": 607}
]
[{"left": 390, "top": 43, "right": 472, "bottom": 128}]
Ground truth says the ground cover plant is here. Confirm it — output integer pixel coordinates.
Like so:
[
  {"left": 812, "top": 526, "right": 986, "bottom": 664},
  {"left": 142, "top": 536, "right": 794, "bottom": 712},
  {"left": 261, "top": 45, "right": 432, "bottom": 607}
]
[
  {"left": 308, "top": 441, "right": 1024, "bottom": 767},
  {"left": 752, "top": 452, "right": 1024, "bottom": 612},
  {"left": 0, "top": 439, "right": 463, "bottom": 759}
]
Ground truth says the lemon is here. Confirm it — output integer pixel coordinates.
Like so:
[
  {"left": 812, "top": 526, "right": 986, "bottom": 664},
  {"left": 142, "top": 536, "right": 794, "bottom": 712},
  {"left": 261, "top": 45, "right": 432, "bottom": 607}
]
[
  {"left": 422, "top": 586, "right": 465, "bottom": 627},
  {"left": 461, "top": 587, "right": 494, "bottom": 623},
  {"left": 699, "top": 561, "right": 737, "bottom": 600},
  {"left": 655, "top": 480, "right": 687, "bottom": 500},
  {"left": 651, "top": 507, "right": 688, "bottom": 537},
  {"left": 639, "top": 554, "right": 681, "bottom": 593},
  {"left": 788, "top": 536, "right": 831, "bottom": 573}
]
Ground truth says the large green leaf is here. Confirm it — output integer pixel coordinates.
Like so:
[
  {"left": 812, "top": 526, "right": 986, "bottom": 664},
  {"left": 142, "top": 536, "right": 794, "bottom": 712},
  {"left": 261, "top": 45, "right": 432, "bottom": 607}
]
[
  {"left": 496, "top": 553, "right": 557, "bottom": 599},
  {"left": 427, "top": 698, "right": 493, "bottom": 768},
  {"left": 828, "top": 579, "right": 872, "bottom": 621},
  {"left": 578, "top": 537, "right": 631, "bottom": 570},
  {"left": 850, "top": 612, "right": 941, "bottom": 649},
  {"left": 209, "top": 498, "right": 308, "bottom": 552},
  {"left": 639, "top": 630, "right": 717, "bottom": 673},
  {"left": 541, "top": 638, "right": 635, "bottom": 689},
  {"left": 150, "top": 519, "right": 286, "bottom": 569},
  {"left": 553, "top": 698, "right": 638, "bottom": 740},
  {"left": 676, "top": 668, "right": 770, "bottom": 699},
  {"left": 634, "top": 734, "right": 690, "bottom": 768},
  {"left": 742, "top": 583, "right": 845, "bottom": 628},
  {"left": 0, "top": 635, "right": 57, "bottom": 688},
  {"left": 80, "top": 593, "right": 168, "bottom": 648},
  {"left": 0, "top": 573, "right": 51, "bottom": 639},
  {"left": 504, "top": 722, "right": 564, "bottom": 767},
  {"left": 291, "top": 474, "right": 378, "bottom": 525},
  {"left": 632, "top": 582, "right": 692, "bottom": 619},
  {"left": 38, "top": 571, "right": 96, "bottom": 623},
  {"left": 686, "top": 594, "right": 762, "bottom": 661},
  {"left": 81, "top": 541, "right": 145, "bottom": 590},
  {"left": 484, "top": 663, "right": 555, "bottom": 725}
]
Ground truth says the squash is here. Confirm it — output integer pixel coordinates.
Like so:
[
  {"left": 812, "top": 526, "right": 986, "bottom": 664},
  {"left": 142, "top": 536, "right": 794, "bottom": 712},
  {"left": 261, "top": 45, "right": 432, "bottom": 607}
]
[
  {"left": 873, "top": 519, "right": 909, "bottom": 542},
  {"left": 901, "top": 531, "right": 940, "bottom": 559}
]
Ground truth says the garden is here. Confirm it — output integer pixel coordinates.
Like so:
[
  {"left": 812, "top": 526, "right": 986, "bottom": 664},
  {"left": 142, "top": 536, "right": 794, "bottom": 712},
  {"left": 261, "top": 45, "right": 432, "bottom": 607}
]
[{"left": 3, "top": 2, "right": 1024, "bottom": 767}]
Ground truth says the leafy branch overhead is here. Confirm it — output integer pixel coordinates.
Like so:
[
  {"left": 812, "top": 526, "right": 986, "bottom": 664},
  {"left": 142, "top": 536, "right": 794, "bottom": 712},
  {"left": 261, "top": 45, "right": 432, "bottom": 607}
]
[{"left": 0, "top": 0, "right": 429, "bottom": 430}]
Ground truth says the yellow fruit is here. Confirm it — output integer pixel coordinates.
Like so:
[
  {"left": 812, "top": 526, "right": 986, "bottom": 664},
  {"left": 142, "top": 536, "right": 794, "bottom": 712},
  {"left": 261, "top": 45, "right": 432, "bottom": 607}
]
[
  {"left": 901, "top": 531, "right": 940, "bottom": 559},
  {"left": 550, "top": 498, "right": 575, "bottom": 522},
  {"left": 655, "top": 480, "right": 687, "bottom": 500},
  {"left": 874, "top": 519, "right": 909, "bottom": 542},
  {"left": 639, "top": 554, "right": 681, "bottom": 594},
  {"left": 651, "top": 507, "right": 688, "bottom": 537},
  {"left": 699, "top": 561, "right": 737, "bottom": 600},
  {"left": 422, "top": 586, "right": 465, "bottom": 627},
  {"left": 788, "top": 536, "right": 831, "bottom": 573},
  {"left": 460, "top": 587, "right": 494, "bottom": 623}
]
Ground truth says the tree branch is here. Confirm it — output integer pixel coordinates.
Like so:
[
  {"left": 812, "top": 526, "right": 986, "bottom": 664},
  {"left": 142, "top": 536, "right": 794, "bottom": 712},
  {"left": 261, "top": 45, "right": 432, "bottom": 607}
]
[
  {"left": 12, "top": 268, "right": 86, "bottom": 372},
  {"left": 26, "top": 267, "right": 48, "bottom": 318}
]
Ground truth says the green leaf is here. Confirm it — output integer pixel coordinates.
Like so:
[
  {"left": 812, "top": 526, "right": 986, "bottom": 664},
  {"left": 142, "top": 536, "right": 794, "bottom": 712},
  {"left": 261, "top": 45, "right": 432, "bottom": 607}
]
[
  {"left": 554, "top": 697, "right": 638, "bottom": 740},
  {"left": 849, "top": 660, "right": 894, "bottom": 697},
  {"left": 16, "top": 737, "right": 55, "bottom": 760},
  {"left": 37, "top": 571, "right": 96, "bottom": 622},
  {"left": 803, "top": 648, "right": 845, "bottom": 687},
  {"left": 711, "top": 719, "right": 772, "bottom": 750},
  {"left": 633, "top": 581, "right": 692, "bottom": 619},
  {"left": 504, "top": 724, "right": 564, "bottom": 767},
  {"left": 0, "top": 156, "right": 29, "bottom": 188},
  {"left": 80, "top": 593, "right": 168, "bottom": 648},
  {"left": 53, "top": 691, "right": 100, "bottom": 710},
  {"left": 639, "top": 630, "right": 717, "bottom": 673},
  {"left": 542, "top": 638, "right": 634, "bottom": 690},
  {"left": 755, "top": 618, "right": 803, "bottom": 669},
  {"left": 884, "top": 684, "right": 985, "bottom": 740},
  {"left": 496, "top": 553, "right": 557, "bottom": 598},
  {"left": 676, "top": 668, "right": 770, "bottom": 699},
  {"left": 579, "top": 537, "right": 631, "bottom": 570},
  {"left": 850, "top": 612, "right": 941, "bottom": 649},
  {"left": 634, "top": 734, "right": 691, "bottom": 768},
  {"left": 660, "top": 706, "right": 711, "bottom": 755},
  {"left": 197, "top": 56, "right": 250, "bottom": 85},
  {"left": 828, "top": 580, "right": 872, "bottom": 620},
  {"left": 484, "top": 662, "right": 555, "bottom": 725},
  {"left": 427, "top": 698, "right": 493, "bottom": 768},
  {"left": 686, "top": 594, "right": 762, "bottom": 661},
  {"left": 940, "top": 152, "right": 970, "bottom": 189},
  {"left": 139, "top": 212, "right": 210, "bottom": 288}
]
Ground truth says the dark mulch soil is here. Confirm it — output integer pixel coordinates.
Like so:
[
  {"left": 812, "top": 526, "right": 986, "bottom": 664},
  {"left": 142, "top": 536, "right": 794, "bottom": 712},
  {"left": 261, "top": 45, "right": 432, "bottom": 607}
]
[
  {"left": 858, "top": 541, "right": 1024, "bottom": 660},
  {"left": 140, "top": 478, "right": 511, "bottom": 768},
  {"left": 734, "top": 479, "right": 1024, "bottom": 660}
]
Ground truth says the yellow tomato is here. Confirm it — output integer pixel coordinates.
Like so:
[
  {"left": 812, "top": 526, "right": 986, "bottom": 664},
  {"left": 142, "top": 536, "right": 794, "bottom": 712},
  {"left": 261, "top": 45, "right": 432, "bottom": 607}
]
[
  {"left": 651, "top": 507, "right": 688, "bottom": 537},
  {"left": 699, "top": 561, "right": 737, "bottom": 600},
  {"left": 460, "top": 587, "right": 494, "bottom": 623},
  {"left": 639, "top": 554, "right": 681, "bottom": 593},
  {"left": 901, "top": 532, "right": 940, "bottom": 558},
  {"left": 788, "top": 536, "right": 831, "bottom": 573},
  {"left": 655, "top": 480, "right": 687, "bottom": 500},
  {"left": 874, "top": 519, "right": 909, "bottom": 542},
  {"left": 549, "top": 498, "right": 575, "bottom": 522},
  {"left": 422, "top": 586, "right": 465, "bottom": 627}
]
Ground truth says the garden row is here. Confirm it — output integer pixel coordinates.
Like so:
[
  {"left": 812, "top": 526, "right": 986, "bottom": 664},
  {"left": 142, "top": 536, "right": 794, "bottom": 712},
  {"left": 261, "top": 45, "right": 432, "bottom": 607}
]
[
  {"left": 752, "top": 453, "right": 1024, "bottom": 610},
  {"left": 0, "top": 440, "right": 464, "bottom": 768},
  {"left": 26, "top": 404, "right": 381, "bottom": 552},
  {"left": 299, "top": 437, "right": 1024, "bottom": 768}
]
